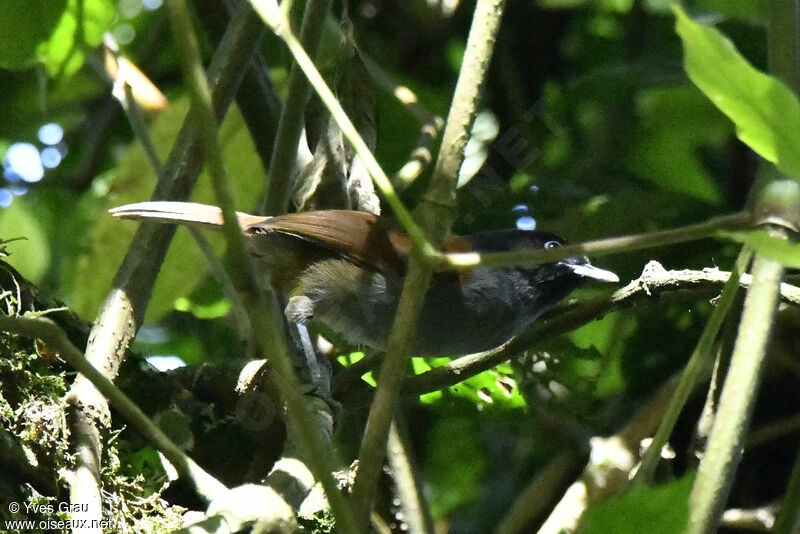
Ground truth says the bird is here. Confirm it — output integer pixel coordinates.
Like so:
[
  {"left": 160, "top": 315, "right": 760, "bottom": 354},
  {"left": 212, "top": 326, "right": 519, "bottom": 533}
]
[{"left": 110, "top": 201, "right": 618, "bottom": 356}]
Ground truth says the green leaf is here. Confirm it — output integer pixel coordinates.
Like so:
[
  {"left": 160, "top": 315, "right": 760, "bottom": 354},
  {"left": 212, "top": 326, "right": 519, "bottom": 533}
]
[
  {"left": 624, "top": 85, "right": 728, "bottom": 203},
  {"left": 674, "top": 5, "right": 800, "bottom": 179},
  {"left": 0, "top": 0, "right": 67, "bottom": 70},
  {"left": 579, "top": 473, "right": 693, "bottom": 534},
  {"left": 413, "top": 357, "right": 525, "bottom": 408},
  {"left": 720, "top": 230, "right": 800, "bottom": 268}
]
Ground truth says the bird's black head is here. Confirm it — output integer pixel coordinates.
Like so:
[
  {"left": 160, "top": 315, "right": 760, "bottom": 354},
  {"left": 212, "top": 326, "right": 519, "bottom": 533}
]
[{"left": 463, "top": 228, "right": 618, "bottom": 283}]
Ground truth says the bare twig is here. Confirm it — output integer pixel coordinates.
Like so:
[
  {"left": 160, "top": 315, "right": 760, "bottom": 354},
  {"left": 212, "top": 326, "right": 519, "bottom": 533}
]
[{"left": 537, "top": 376, "right": 681, "bottom": 534}]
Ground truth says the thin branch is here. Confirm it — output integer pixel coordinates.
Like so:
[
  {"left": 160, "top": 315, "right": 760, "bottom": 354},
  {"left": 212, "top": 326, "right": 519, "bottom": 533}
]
[
  {"left": 387, "top": 415, "right": 434, "bottom": 534},
  {"left": 748, "top": 413, "right": 800, "bottom": 449},
  {"left": 350, "top": 258, "right": 432, "bottom": 525},
  {"left": 65, "top": 1, "right": 266, "bottom": 519},
  {"left": 495, "top": 451, "right": 581, "bottom": 534},
  {"left": 537, "top": 374, "right": 682, "bottom": 534},
  {"left": 0, "top": 315, "right": 228, "bottom": 501},
  {"left": 441, "top": 211, "right": 753, "bottom": 271},
  {"left": 122, "top": 83, "right": 165, "bottom": 177},
  {"left": 773, "top": 422, "right": 800, "bottom": 533},
  {"left": 631, "top": 248, "right": 752, "bottom": 486},
  {"left": 359, "top": 53, "right": 445, "bottom": 187},
  {"left": 393, "top": 117, "right": 445, "bottom": 188},
  {"left": 360, "top": 53, "right": 440, "bottom": 127},
  {"left": 165, "top": 1, "right": 358, "bottom": 531},
  {"left": 188, "top": 228, "right": 253, "bottom": 349},
  {"left": 194, "top": 0, "right": 281, "bottom": 177},
  {"left": 424, "top": 0, "right": 506, "bottom": 211}
]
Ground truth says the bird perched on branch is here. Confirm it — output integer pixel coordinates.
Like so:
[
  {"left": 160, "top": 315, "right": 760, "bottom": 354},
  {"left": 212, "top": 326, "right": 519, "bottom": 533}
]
[{"left": 111, "top": 201, "right": 618, "bottom": 356}]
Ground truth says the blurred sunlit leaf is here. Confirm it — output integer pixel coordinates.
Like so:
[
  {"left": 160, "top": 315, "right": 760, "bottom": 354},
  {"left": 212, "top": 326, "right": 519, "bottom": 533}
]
[
  {"left": 674, "top": 5, "right": 800, "bottom": 180},
  {"left": 0, "top": 198, "right": 50, "bottom": 282},
  {"left": 38, "top": 0, "right": 115, "bottom": 76},
  {"left": 414, "top": 358, "right": 525, "bottom": 408},
  {"left": 72, "top": 99, "right": 266, "bottom": 319}
]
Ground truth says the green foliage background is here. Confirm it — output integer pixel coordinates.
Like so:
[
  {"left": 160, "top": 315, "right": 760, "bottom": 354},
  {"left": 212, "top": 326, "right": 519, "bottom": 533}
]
[{"left": 2, "top": 0, "right": 799, "bottom": 532}]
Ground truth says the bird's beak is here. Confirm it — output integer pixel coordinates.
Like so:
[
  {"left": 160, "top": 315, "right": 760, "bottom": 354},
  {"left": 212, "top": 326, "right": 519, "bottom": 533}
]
[{"left": 567, "top": 263, "right": 620, "bottom": 283}]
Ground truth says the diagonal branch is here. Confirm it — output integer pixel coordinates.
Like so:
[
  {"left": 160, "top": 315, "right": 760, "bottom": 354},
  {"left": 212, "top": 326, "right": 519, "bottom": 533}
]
[{"left": 403, "top": 261, "right": 800, "bottom": 396}]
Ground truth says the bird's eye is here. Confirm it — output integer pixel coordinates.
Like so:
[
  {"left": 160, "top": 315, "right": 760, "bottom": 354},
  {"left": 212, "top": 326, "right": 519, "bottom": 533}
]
[{"left": 544, "top": 240, "right": 561, "bottom": 249}]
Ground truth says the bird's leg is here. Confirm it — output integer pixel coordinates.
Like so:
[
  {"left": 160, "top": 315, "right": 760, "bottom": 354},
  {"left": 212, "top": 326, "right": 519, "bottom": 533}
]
[
  {"left": 295, "top": 322, "right": 326, "bottom": 395},
  {"left": 284, "top": 296, "right": 338, "bottom": 412}
]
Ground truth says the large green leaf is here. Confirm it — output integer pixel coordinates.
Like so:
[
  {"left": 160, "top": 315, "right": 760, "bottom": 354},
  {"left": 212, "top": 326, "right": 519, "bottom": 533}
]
[
  {"left": 70, "top": 99, "right": 266, "bottom": 320},
  {"left": 0, "top": 0, "right": 67, "bottom": 70},
  {"left": 674, "top": 5, "right": 800, "bottom": 179}
]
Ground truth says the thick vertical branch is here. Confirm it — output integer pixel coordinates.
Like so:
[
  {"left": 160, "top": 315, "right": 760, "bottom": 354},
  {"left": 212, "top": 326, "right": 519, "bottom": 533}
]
[
  {"left": 349, "top": 0, "right": 507, "bottom": 528},
  {"left": 688, "top": 0, "right": 800, "bottom": 528},
  {"left": 764, "top": 3, "right": 800, "bottom": 532}
]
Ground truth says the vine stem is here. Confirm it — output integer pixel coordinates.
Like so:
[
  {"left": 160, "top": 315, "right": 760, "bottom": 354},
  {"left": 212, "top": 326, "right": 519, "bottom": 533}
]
[
  {"left": 441, "top": 211, "right": 752, "bottom": 271},
  {"left": 631, "top": 248, "right": 752, "bottom": 486}
]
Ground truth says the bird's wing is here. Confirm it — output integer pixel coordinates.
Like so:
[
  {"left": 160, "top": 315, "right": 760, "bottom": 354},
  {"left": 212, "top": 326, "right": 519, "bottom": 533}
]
[{"left": 251, "top": 210, "right": 410, "bottom": 275}]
